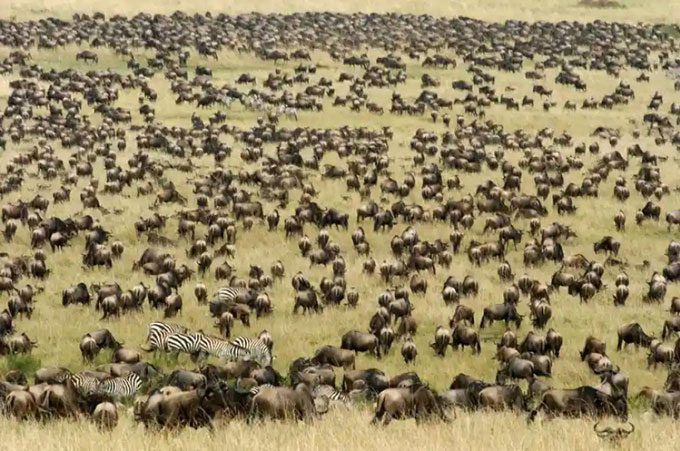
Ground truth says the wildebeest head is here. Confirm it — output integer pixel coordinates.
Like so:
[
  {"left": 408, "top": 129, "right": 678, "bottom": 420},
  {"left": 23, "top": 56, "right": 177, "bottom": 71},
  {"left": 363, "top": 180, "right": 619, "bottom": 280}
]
[{"left": 593, "top": 421, "right": 634, "bottom": 444}]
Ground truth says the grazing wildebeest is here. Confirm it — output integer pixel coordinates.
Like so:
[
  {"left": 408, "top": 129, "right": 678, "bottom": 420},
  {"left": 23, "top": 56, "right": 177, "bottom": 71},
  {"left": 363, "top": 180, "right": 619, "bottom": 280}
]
[
  {"left": 617, "top": 323, "right": 654, "bottom": 351},
  {"left": 450, "top": 323, "right": 481, "bottom": 354},
  {"left": 371, "top": 384, "right": 449, "bottom": 425},
  {"left": 341, "top": 331, "right": 380, "bottom": 358},
  {"left": 480, "top": 303, "right": 523, "bottom": 329},
  {"left": 528, "top": 385, "right": 628, "bottom": 421},
  {"left": 581, "top": 336, "right": 607, "bottom": 360}
]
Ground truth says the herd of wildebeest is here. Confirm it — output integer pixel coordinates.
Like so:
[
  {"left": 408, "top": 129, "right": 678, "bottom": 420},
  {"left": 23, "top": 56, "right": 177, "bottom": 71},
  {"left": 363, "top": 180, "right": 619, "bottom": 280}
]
[{"left": 0, "top": 11, "right": 679, "bottom": 438}]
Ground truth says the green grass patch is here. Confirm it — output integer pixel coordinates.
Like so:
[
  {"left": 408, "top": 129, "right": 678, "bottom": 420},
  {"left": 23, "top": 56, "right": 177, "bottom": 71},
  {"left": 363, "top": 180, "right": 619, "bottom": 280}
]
[{"left": 1, "top": 354, "right": 43, "bottom": 377}]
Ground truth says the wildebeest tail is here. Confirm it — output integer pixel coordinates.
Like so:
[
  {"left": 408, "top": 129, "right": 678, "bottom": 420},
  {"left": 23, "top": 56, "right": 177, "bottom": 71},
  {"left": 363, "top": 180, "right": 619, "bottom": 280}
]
[{"left": 371, "top": 395, "right": 386, "bottom": 424}]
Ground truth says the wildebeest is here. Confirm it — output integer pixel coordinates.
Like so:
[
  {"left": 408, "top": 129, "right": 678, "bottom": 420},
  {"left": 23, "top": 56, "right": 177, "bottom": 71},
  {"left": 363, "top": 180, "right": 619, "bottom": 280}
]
[
  {"left": 92, "top": 402, "right": 118, "bottom": 430},
  {"left": 293, "top": 289, "right": 322, "bottom": 314},
  {"left": 480, "top": 303, "right": 523, "bottom": 329},
  {"left": 372, "top": 384, "right": 448, "bottom": 425},
  {"left": 617, "top": 323, "right": 654, "bottom": 351},
  {"left": 581, "top": 336, "right": 607, "bottom": 360},
  {"left": 341, "top": 331, "right": 380, "bottom": 358},
  {"left": 401, "top": 335, "right": 417, "bottom": 364},
  {"left": 76, "top": 50, "right": 98, "bottom": 63},
  {"left": 646, "top": 340, "right": 675, "bottom": 368},
  {"left": 311, "top": 345, "right": 355, "bottom": 369},
  {"left": 529, "top": 385, "right": 628, "bottom": 421},
  {"left": 451, "top": 323, "right": 481, "bottom": 354},
  {"left": 137, "top": 382, "right": 235, "bottom": 430},
  {"left": 250, "top": 384, "right": 327, "bottom": 422},
  {"left": 593, "top": 236, "right": 621, "bottom": 256},
  {"left": 430, "top": 326, "right": 450, "bottom": 357},
  {"left": 478, "top": 384, "right": 526, "bottom": 411}
]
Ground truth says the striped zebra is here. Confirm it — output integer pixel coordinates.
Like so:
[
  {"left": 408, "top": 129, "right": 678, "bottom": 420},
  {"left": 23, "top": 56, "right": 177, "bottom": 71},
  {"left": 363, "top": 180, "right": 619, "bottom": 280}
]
[
  {"left": 195, "top": 335, "right": 248, "bottom": 360},
  {"left": 194, "top": 334, "right": 271, "bottom": 367},
  {"left": 70, "top": 373, "right": 102, "bottom": 397},
  {"left": 97, "top": 372, "right": 142, "bottom": 401},
  {"left": 165, "top": 332, "right": 207, "bottom": 360},
  {"left": 214, "top": 287, "right": 254, "bottom": 305},
  {"left": 228, "top": 336, "right": 272, "bottom": 367},
  {"left": 278, "top": 105, "right": 298, "bottom": 121},
  {"left": 141, "top": 321, "right": 188, "bottom": 352},
  {"left": 312, "top": 384, "right": 349, "bottom": 404}
]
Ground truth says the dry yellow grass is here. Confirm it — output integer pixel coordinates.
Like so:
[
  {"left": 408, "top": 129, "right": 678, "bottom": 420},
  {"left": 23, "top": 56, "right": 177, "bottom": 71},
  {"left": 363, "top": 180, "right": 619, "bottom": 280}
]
[
  {"left": 0, "top": 410, "right": 678, "bottom": 451},
  {"left": 2, "top": 0, "right": 680, "bottom": 23},
  {"left": 0, "top": 2, "right": 679, "bottom": 450}
]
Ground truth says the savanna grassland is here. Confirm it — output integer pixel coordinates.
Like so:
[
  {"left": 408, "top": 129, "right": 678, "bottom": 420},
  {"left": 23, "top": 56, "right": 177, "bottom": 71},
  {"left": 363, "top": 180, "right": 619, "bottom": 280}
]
[{"left": 0, "top": 1, "right": 680, "bottom": 450}]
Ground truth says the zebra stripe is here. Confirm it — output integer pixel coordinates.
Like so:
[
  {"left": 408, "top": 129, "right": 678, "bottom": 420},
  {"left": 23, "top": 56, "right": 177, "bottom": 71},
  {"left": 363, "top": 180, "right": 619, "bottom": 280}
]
[
  {"left": 97, "top": 372, "right": 142, "bottom": 400},
  {"left": 228, "top": 336, "right": 272, "bottom": 366},
  {"left": 312, "top": 384, "right": 349, "bottom": 403},
  {"left": 193, "top": 334, "right": 271, "bottom": 366},
  {"left": 70, "top": 374, "right": 101, "bottom": 397},
  {"left": 165, "top": 332, "right": 206, "bottom": 358},
  {"left": 195, "top": 335, "right": 248, "bottom": 360},
  {"left": 214, "top": 287, "right": 249, "bottom": 304},
  {"left": 248, "top": 384, "right": 345, "bottom": 403},
  {"left": 143, "top": 321, "right": 188, "bottom": 352}
]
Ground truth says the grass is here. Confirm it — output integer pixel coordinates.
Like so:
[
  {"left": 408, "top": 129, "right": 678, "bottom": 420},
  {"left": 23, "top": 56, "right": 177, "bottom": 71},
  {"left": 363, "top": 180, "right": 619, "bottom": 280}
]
[
  {"left": 1, "top": 354, "right": 42, "bottom": 376},
  {"left": 0, "top": 2, "right": 679, "bottom": 450},
  {"left": 0, "top": 410, "right": 679, "bottom": 451},
  {"left": 3, "top": 0, "right": 680, "bottom": 23}
]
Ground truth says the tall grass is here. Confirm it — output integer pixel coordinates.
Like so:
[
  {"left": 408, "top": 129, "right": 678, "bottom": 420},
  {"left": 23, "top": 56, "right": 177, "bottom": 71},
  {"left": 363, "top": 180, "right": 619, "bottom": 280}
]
[{"left": 0, "top": 410, "right": 678, "bottom": 450}]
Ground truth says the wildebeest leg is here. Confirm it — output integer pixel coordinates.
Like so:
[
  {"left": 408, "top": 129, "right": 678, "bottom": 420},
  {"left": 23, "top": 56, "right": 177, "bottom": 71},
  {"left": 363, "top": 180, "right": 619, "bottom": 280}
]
[
  {"left": 246, "top": 402, "right": 262, "bottom": 425},
  {"left": 380, "top": 412, "right": 392, "bottom": 426}
]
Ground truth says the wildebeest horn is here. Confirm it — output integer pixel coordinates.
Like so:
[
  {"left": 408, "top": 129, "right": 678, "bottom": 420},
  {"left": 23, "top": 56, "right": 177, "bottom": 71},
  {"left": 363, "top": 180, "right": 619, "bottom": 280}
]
[
  {"left": 593, "top": 421, "right": 609, "bottom": 435},
  {"left": 613, "top": 365, "right": 621, "bottom": 374},
  {"left": 623, "top": 422, "right": 635, "bottom": 434}
]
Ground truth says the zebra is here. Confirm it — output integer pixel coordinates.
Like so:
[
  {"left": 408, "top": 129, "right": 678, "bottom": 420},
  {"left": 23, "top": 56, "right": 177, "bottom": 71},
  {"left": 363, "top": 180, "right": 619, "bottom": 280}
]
[
  {"left": 70, "top": 373, "right": 102, "bottom": 397},
  {"left": 97, "top": 372, "right": 142, "bottom": 401},
  {"left": 213, "top": 287, "right": 256, "bottom": 305},
  {"left": 312, "top": 384, "right": 349, "bottom": 404},
  {"left": 194, "top": 334, "right": 271, "bottom": 366},
  {"left": 141, "top": 321, "right": 188, "bottom": 352},
  {"left": 165, "top": 331, "right": 208, "bottom": 361},
  {"left": 278, "top": 105, "right": 298, "bottom": 121},
  {"left": 196, "top": 335, "right": 249, "bottom": 360},
  {"left": 228, "top": 336, "right": 273, "bottom": 366}
]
